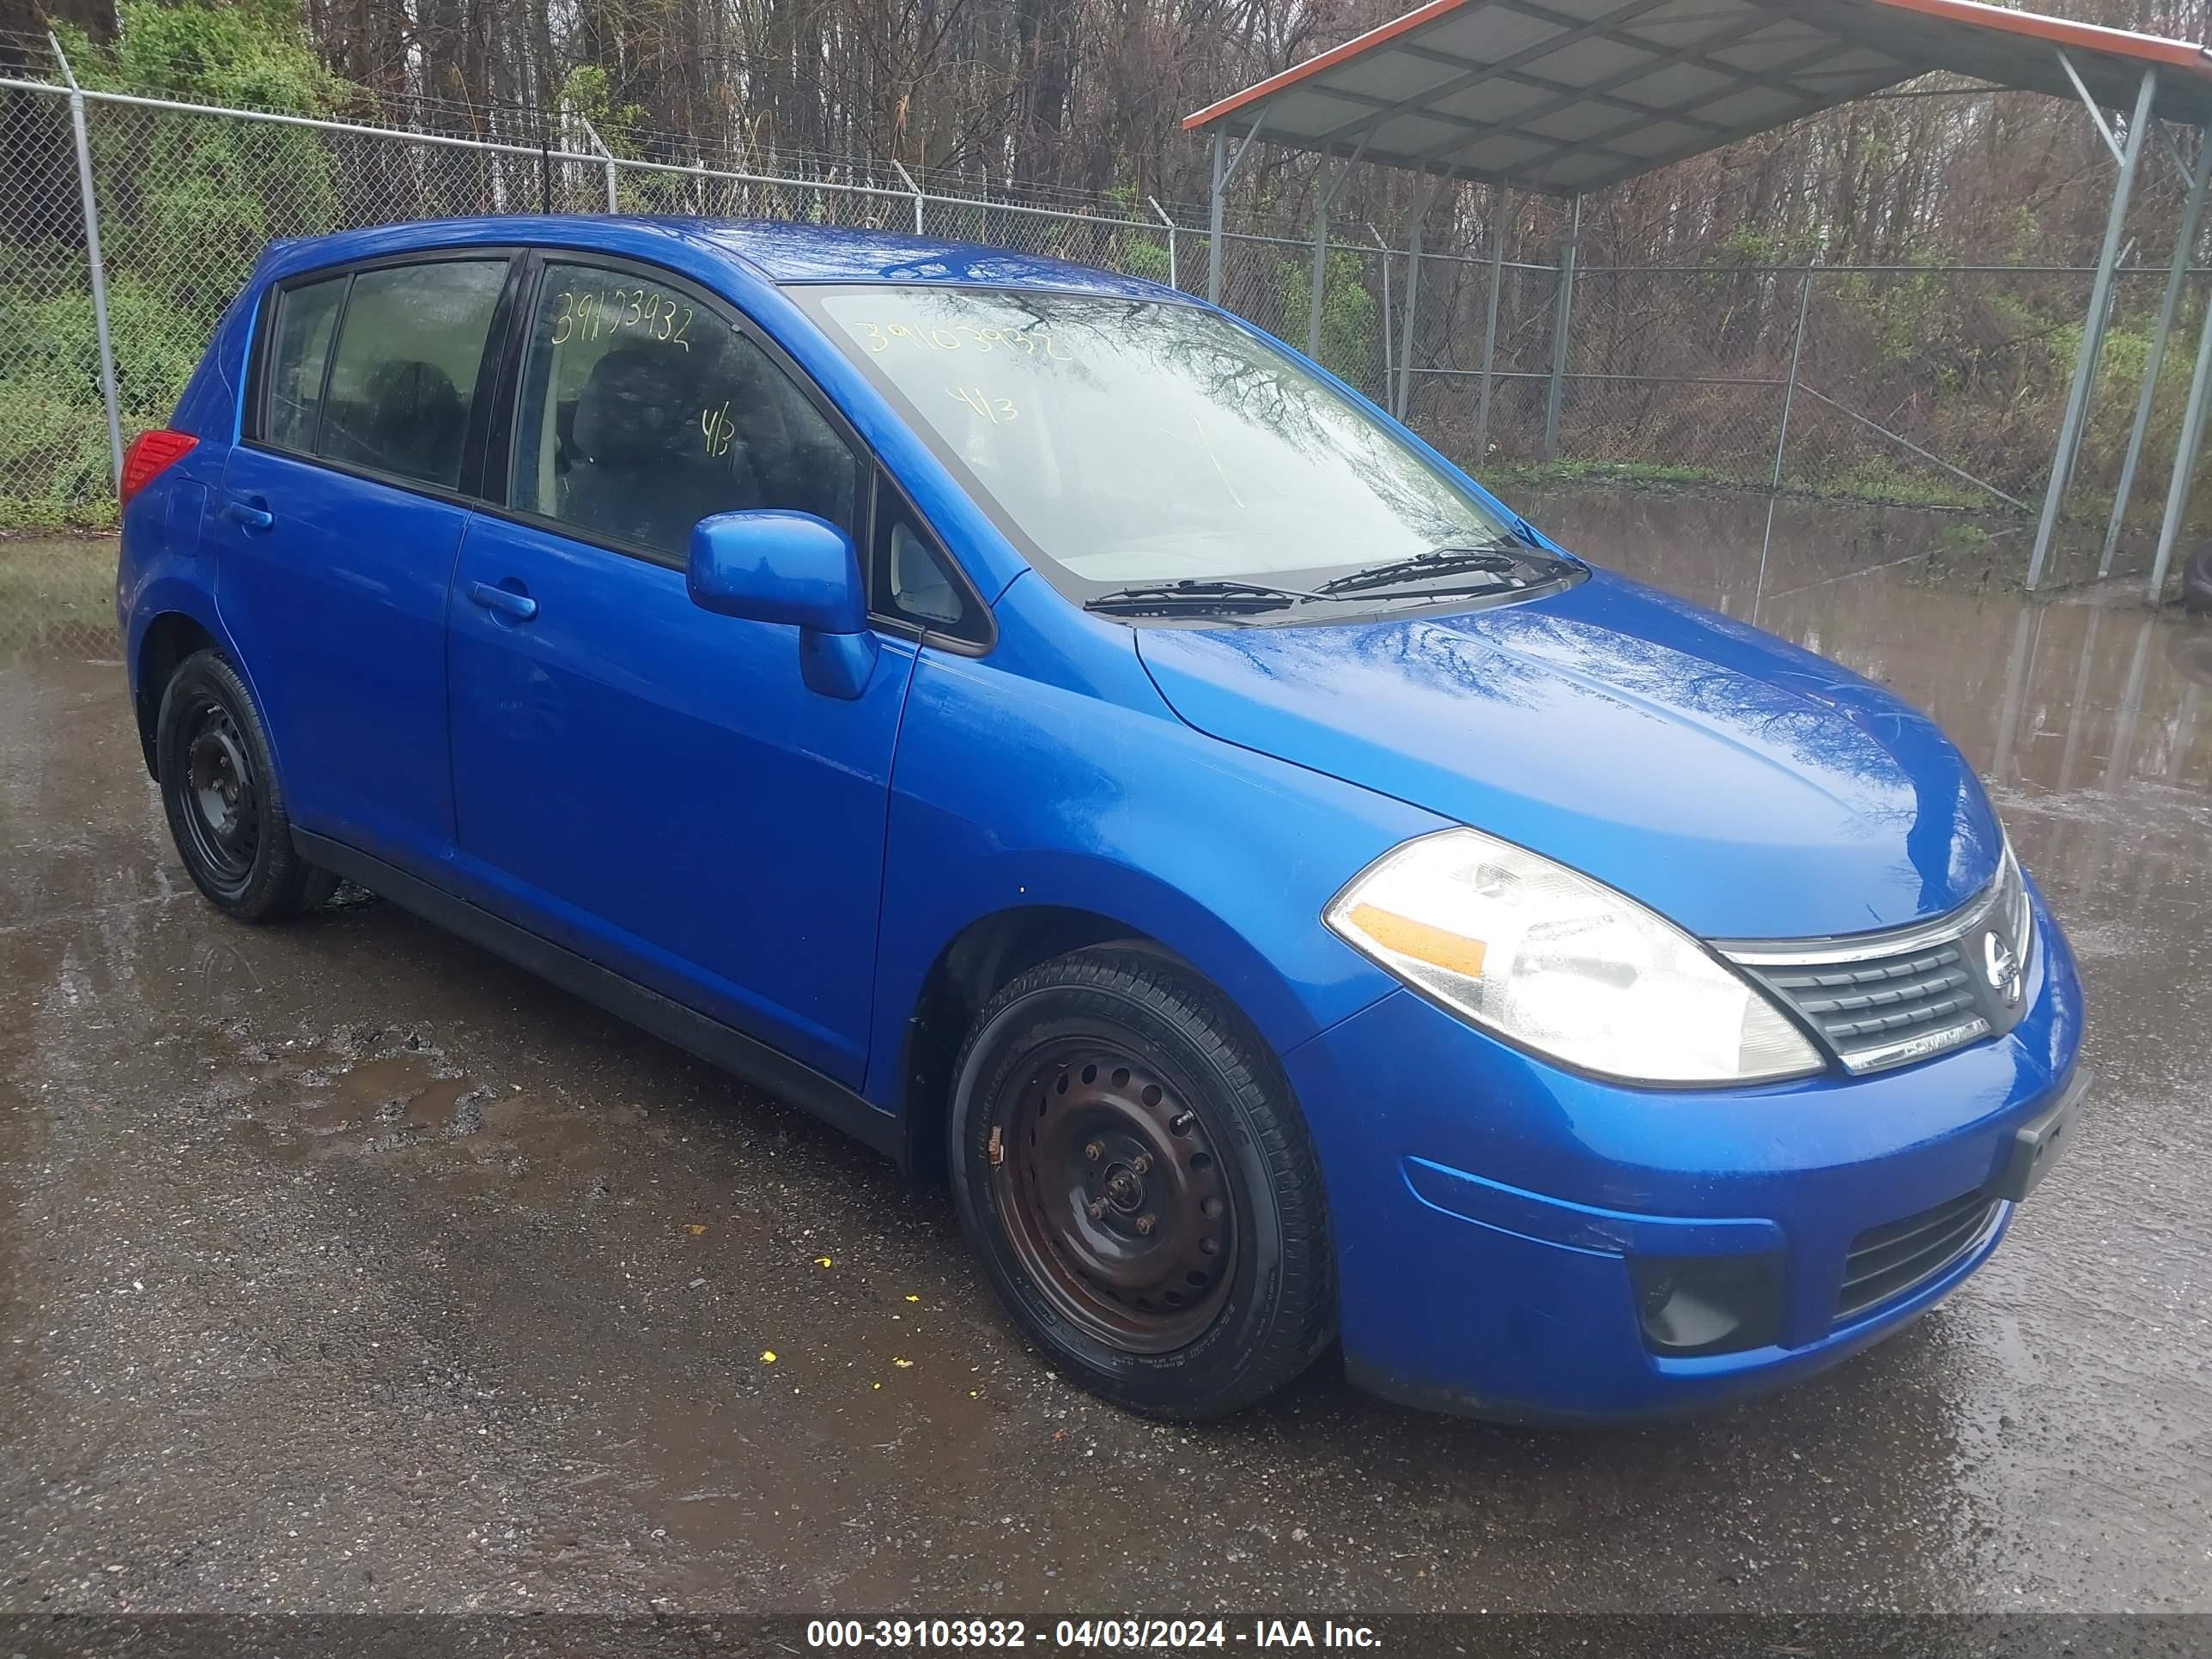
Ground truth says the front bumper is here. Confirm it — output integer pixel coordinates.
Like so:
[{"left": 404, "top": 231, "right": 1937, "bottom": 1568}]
[{"left": 1280, "top": 886, "right": 2086, "bottom": 1423}]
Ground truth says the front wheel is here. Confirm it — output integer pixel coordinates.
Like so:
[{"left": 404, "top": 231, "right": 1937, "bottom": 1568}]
[
  {"left": 948, "top": 946, "right": 1335, "bottom": 1418},
  {"left": 155, "top": 648, "right": 337, "bottom": 921}
]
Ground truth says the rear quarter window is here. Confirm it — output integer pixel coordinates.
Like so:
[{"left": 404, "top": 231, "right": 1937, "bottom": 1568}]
[{"left": 262, "top": 276, "right": 345, "bottom": 452}]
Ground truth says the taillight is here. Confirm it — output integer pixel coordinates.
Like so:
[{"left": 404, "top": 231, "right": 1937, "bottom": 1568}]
[{"left": 120, "top": 428, "right": 198, "bottom": 505}]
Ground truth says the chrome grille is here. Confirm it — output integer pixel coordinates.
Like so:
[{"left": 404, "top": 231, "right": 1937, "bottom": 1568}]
[{"left": 1718, "top": 849, "right": 2033, "bottom": 1074}]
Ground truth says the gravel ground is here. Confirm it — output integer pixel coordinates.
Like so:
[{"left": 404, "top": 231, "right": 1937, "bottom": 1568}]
[{"left": 3, "top": 515, "right": 2210, "bottom": 1619}]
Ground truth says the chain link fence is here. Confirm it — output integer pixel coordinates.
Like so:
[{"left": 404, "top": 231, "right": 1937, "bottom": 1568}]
[{"left": 6, "top": 51, "right": 2211, "bottom": 662}]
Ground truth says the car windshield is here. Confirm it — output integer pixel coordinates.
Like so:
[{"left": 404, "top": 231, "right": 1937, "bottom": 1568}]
[{"left": 805, "top": 286, "right": 1554, "bottom": 599}]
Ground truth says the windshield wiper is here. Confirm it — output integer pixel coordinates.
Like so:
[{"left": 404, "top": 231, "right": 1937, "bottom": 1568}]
[
  {"left": 1313, "top": 543, "right": 1559, "bottom": 597},
  {"left": 1083, "top": 578, "right": 1322, "bottom": 617}
]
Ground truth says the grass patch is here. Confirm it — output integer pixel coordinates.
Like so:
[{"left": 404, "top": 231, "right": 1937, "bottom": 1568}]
[
  {"left": 1481, "top": 457, "right": 2010, "bottom": 514},
  {"left": 0, "top": 535, "right": 121, "bottom": 654},
  {"left": 1483, "top": 459, "right": 1758, "bottom": 492}
]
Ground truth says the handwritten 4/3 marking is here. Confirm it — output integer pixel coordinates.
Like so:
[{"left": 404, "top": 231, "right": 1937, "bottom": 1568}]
[
  {"left": 701, "top": 401, "right": 737, "bottom": 457},
  {"left": 550, "top": 286, "right": 694, "bottom": 351},
  {"left": 859, "top": 320, "right": 1071, "bottom": 362},
  {"left": 948, "top": 386, "right": 1017, "bottom": 424}
]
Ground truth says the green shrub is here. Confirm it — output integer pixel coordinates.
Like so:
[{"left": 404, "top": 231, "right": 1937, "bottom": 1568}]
[{"left": 1272, "top": 249, "right": 1379, "bottom": 383}]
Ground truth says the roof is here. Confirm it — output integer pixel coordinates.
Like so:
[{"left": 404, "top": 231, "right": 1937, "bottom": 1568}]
[
  {"left": 685, "top": 221, "right": 1173, "bottom": 293},
  {"left": 1183, "top": 0, "right": 2212, "bottom": 197},
  {"left": 258, "top": 216, "right": 1176, "bottom": 297}
]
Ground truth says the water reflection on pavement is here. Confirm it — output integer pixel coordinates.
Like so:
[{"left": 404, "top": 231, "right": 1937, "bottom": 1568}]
[{"left": 1, "top": 512, "right": 2208, "bottom": 1614}]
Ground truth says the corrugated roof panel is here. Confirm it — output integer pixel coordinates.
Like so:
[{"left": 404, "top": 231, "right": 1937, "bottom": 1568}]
[
  {"left": 1262, "top": 88, "right": 1373, "bottom": 137},
  {"left": 1369, "top": 112, "right": 1476, "bottom": 153},
  {"left": 1820, "top": 44, "right": 1911, "bottom": 75},
  {"left": 1608, "top": 58, "right": 1739, "bottom": 108},
  {"left": 1431, "top": 78, "right": 1557, "bottom": 122},
  {"left": 1607, "top": 116, "right": 1728, "bottom": 157},
  {"left": 1708, "top": 24, "right": 1840, "bottom": 71},
  {"left": 1526, "top": 100, "right": 1635, "bottom": 143},
  {"left": 1420, "top": 3, "right": 1564, "bottom": 63},
  {"left": 1539, "top": 151, "right": 1626, "bottom": 189},
  {"left": 1184, "top": 0, "right": 2212, "bottom": 195},
  {"left": 1697, "top": 84, "right": 1820, "bottom": 127},
  {"left": 1322, "top": 45, "right": 1477, "bottom": 101},
  {"left": 1542, "top": 0, "right": 1663, "bottom": 21},
  {"left": 1626, "top": 2, "right": 1769, "bottom": 50},
  {"left": 1528, "top": 33, "right": 1670, "bottom": 85},
  {"left": 1451, "top": 133, "right": 1561, "bottom": 172}
]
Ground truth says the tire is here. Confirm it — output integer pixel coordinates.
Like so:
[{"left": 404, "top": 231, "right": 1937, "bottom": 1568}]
[
  {"left": 2182, "top": 544, "right": 2212, "bottom": 614},
  {"left": 155, "top": 648, "right": 338, "bottom": 922},
  {"left": 948, "top": 945, "right": 1335, "bottom": 1418}
]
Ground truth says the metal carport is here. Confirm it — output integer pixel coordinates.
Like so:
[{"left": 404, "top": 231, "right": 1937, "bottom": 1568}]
[{"left": 1185, "top": 0, "right": 2212, "bottom": 596}]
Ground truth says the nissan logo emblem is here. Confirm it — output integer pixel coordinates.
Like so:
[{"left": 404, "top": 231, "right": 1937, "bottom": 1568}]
[{"left": 1984, "top": 929, "right": 2021, "bottom": 1007}]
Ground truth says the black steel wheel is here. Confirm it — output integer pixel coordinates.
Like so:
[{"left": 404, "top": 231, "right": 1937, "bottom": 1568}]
[
  {"left": 2183, "top": 543, "right": 2212, "bottom": 614},
  {"left": 949, "top": 945, "right": 1334, "bottom": 1418},
  {"left": 993, "top": 1038, "right": 1238, "bottom": 1354},
  {"left": 175, "top": 692, "right": 259, "bottom": 894},
  {"left": 155, "top": 648, "right": 337, "bottom": 921}
]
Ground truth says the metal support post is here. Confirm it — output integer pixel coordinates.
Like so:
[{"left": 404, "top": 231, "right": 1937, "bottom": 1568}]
[
  {"left": 1148, "top": 197, "right": 1176, "bottom": 290},
  {"left": 1208, "top": 134, "right": 1224, "bottom": 304},
  {"left": 1756, "top": 262, "right": 1819, "bottom": 619},
  {"left": 52, "top": 33, "right": 124, "bottom": 490},
  {"left": 1544, "top": 195, "right": 1581, "bottom": 460},
  {"left": 1306, "top": 133, "right": 1375, "bottom": 362},
  {"left": 2101, "top": 129, "right": 2210, "bottom": 575},
  {"left": 1397, "top": 177, "right": 1444, "bottom": 422},
  {"left": 891, "top": 160, "right": 924, "bottom": 235},
  {"left": 1369, "top": 223, "right": 1392, "bottom": 391},
  {"left": 2028, "top": 64, "right": 2156, "bottom": 589},
  {"left": 1205, "top": 114, "right": 1266, "bottom": 306},
  {"left": 2147, "top": 252, "right": 2212, "bottom": 600},
  {"left": 577, "top": 113, "right": 619, "bottom": 213},
  {"left": 1474, "top": 185, "right": 1508, "bottom": 464},
  {"left": 1309, "top": 185, "right": 1333, "bottom": 362}
]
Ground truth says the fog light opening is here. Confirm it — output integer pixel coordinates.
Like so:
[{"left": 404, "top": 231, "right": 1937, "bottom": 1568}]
[{"left": 1629, "top": 1254, "right": 1782, "bottom": 1358}]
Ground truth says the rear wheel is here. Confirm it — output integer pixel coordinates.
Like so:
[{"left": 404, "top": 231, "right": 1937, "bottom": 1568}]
[
  {"left": 948, "top": 945, "right": 1334, "bottom": 1418},
  {"left": 2182, "top": 543, "right": 2212, "bottom": 613},
  {"left": 156, "top": 649, "right": 337, "bottom": 921}
]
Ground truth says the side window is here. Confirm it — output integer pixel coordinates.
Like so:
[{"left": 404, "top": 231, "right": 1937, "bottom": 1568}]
[
  {"left": 315, "top": 259, "right": 507, "bottom": 490},
  {"left": 511, "top": 260, "right": 860, "bottom": 562},
  {"left": 262, "top": 276, "right": 346, "bottom": 453},
  {"left": 872, "top": 481, "right": 984, "bottom": 643}
]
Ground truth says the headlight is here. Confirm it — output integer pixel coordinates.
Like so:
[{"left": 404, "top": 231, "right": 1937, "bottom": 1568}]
[
  {"left": 1324, "top": 828, "right": 1824, "bottom": 1085},
  {"left": 1998, "top": 833, "right": 2034, "bottom": 971}
]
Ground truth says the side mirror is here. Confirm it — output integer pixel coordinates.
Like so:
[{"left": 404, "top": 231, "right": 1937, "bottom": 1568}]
[{"left": 688, "top": 509, "right": 878, "bottom": 698}]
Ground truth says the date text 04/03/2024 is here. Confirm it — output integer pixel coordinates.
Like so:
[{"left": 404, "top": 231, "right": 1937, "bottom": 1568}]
[{"left": 804, "top": 1620, "right": 1382, "bottom": 1650}]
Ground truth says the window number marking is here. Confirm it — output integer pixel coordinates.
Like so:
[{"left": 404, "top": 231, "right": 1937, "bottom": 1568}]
[
  {"left": 949, "top": 386, "right": 1015, "bottom": 424},
  {"left": 702, "top": 401, "right": 736, "bottom": 457},
  {"left": 549, "top": 286, "right": 691, "bottom": 351}
]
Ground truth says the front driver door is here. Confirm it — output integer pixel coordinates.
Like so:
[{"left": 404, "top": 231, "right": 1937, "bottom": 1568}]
[{"left": 446, "top": 256, "right": 915, "bottom": 1087}]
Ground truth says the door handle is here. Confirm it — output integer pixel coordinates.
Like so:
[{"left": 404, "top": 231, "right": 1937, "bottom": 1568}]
[
  {"left": 467, "top": 580, "right": 538, "bottom": 622},
  {"left": 222, "top": 496, "right": 274, "bottom": 532}
]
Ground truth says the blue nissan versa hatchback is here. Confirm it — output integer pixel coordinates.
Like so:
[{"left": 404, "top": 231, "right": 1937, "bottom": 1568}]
[{"left": 118, "top": 216, "right": 2087, "bottom": 1422}]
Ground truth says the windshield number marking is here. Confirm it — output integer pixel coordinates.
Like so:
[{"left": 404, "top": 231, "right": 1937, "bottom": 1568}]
[
  {"left": 855, "top": 319, "right": 1071, "bottom": 362},
  {"left": 949, "top": 386, "right": 1017, "bottom": 424}
]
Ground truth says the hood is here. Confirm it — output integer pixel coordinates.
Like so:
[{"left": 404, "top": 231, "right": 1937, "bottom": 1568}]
[{"left": 1133, "top": 570, "right": 2001, "bottom": 940}]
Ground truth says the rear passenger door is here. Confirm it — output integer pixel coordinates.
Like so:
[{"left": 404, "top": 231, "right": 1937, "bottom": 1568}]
[
  {"left": 444, "top": 255, "right": 932, "bottom": 1088},
  {"left": 217, "top": 253, "right": 516, "bottom": 869}
]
